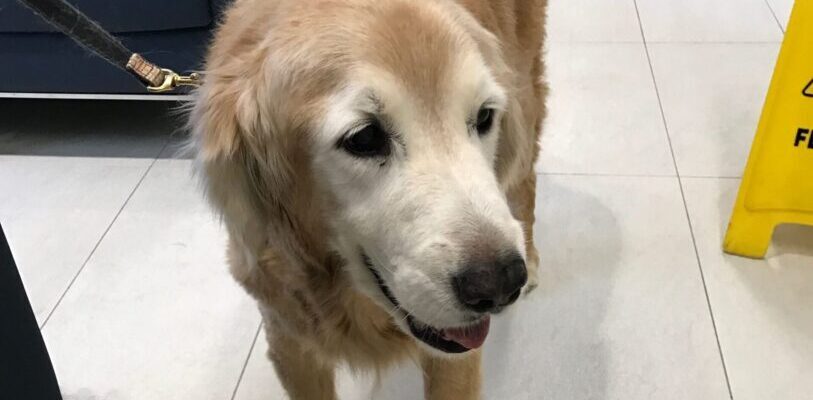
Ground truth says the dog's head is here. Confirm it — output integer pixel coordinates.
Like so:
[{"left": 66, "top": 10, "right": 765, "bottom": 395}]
[{"left": 191, "top": 0, "right": 529, "bottom": 355}]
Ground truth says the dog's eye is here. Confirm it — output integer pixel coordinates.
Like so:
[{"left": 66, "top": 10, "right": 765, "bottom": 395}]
[
  {"left": 475, "top": 108, "right": 495, "bottom": 136},
  {"left": 341, "top": 123, "right": 390, "bottom": 158}
]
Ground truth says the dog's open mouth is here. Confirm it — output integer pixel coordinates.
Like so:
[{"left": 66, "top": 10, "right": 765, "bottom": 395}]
[{"left": 363, "top": 254, "right": 490, "bottom": 354}]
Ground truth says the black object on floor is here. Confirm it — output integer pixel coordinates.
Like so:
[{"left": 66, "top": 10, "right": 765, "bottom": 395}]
[{"left": 0, "top": 223, "right": 63, "bottom": 400}]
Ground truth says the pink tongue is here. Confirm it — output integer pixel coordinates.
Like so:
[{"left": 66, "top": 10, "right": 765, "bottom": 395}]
[{"left": 441, "top": 316, "right": 491, "bottom": 349}]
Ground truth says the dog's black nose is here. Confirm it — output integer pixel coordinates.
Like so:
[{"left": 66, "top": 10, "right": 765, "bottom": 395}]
[{"left": 452, "top": 253, "right": 527, "bottom": 313}]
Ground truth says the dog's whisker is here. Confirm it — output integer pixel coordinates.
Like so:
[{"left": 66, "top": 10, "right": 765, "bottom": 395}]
[
  {"left": 397, "top": 309, "right": 411, "bottom": 324},
  {"left": 388, "top": 303, "right": 404, "bottom": 317},
  {"left": 367, "top": 252, "right": 397, "bottom": 275}
]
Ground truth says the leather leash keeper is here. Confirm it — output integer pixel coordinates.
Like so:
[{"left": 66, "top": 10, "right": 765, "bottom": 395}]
[
  {"left": 16, "top": 0, "right": 202, "bottom": 93},
  {"left": 126, "top": 54, "right": 202, "bottom": 93}
]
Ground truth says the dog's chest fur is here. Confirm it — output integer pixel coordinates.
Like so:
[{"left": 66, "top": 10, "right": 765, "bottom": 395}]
[{"left": 229, "top": 241, "right": 418, "bottom": 369}]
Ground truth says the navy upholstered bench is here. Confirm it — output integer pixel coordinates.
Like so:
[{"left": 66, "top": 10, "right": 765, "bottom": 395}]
[{"left": 0, "top": 0, "right": 229, "bottom": 95}]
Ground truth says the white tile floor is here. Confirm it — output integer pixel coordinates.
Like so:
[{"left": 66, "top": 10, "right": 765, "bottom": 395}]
[{"left": 1, "top": 1, "right": 811, "bottom": 399}]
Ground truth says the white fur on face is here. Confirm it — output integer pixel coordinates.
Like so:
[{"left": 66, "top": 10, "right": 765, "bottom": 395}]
[{"left": 311, "top": 52, "right": 526, "bottom": 331}]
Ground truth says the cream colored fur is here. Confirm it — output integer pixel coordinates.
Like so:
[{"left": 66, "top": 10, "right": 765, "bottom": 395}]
[{"left": 189, "top": 0, "right": 546, "bottom": 398}]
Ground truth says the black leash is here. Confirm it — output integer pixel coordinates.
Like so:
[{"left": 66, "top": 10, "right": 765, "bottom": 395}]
[{"left": 16, "top": 0, "right": 201, "bottom": 92}]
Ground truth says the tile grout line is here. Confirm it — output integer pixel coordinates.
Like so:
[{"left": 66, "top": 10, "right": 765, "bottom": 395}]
[
  {"left": 646, "top": 40, "right": 782, "bottom": 45},
  {"left": 550, "top": 40, "right": 783, "bottom": 45},
  {"left": 537, "top": 172, "right": 742, "bottom": 179},
  {"left": 762, "top": 0, "right": 786, "bottom": 34},
  {"left": 631, "top": 1, "right": 735, "bottom": 399},
  {"left": 230, "top": 322, "right": 263, "bottom": 400},
  {"left": 39, "top": 141, "right": 171, "bottom": 330},
  {"left": 538, "top": 171, "right": 677, "bottom": 178},
  {"left": 681, "top": 175, "right": 742, "bottom": 180}
]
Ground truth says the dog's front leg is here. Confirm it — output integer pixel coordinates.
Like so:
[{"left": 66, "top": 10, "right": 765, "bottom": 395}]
[
  {"left": 266, "top": 330, "right": 336, "bottom": 400},
  {"left": 421, "top": 350, "right": 481, "bottom": 400},
  {"left": 507, "top": 171, "right": 540, "bottom": 295}
]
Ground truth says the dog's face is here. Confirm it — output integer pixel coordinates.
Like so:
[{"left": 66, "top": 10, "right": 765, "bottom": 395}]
[
  {"left": 195, "top": 0, "right": 529, "bottom": 355},
  {"left": 314, "top": 71, "right": 527, "bottom": 353},
  {"left": 303, "top": 2, "right": 528, "bottom": 355}
]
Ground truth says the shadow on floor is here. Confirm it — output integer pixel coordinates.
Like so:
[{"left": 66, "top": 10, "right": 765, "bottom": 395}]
[
  {"left": 715, "top": 180, "right": 813, "bottom": 365},
  {"left": 0, "top": 99, "right": 191, "bottom": 159}
]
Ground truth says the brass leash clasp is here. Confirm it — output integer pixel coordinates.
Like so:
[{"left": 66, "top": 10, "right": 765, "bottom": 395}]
[{"left": 147, "top": 68, "right": 202, "bottom": 93}]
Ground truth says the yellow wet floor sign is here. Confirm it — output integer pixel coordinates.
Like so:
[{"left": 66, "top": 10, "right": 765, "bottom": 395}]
[{"left": 724, "top": 0, "right": 813, "bottom": 258}]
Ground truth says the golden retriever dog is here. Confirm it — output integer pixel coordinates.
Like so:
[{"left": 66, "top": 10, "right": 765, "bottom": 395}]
[{"left": 189, "top": 0, "right": 546, "bottom": 398}]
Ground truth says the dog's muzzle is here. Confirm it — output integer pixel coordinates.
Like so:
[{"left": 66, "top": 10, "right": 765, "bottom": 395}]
[{"left": 362, "top": 253, "right": 491, "bottom": 354}]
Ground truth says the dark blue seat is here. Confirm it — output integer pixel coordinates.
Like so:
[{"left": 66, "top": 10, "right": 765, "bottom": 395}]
[{"left": 0, "top": 0, "right": 230, "bottom": 94}]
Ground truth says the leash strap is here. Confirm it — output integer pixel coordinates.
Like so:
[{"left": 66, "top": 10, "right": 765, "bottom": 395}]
[{"left": 16, "top": 0, "right": 201, "bottom": 92}]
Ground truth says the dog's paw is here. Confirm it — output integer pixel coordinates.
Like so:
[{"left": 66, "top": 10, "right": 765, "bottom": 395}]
[
  {"left": 522, "top": 279, "right": 538, "bottom": 296},
  {"left": 522, "top": 255, "right": 539, "bottom": 297}
]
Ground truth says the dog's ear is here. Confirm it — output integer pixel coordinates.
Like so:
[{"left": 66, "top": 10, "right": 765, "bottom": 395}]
[
  {"left": 455, "top": 10, "right": 533, "bottom": 189},
  {"left": 188, "top": 77, "right": 271, "bottom": 261},
  {"left": 495, "top": 95, "right": 530, "bottom": 187},
  {"left": 191, "top": 82, "right": 245, "bottom": 161},
  {"left": 189, "top": 67, "right": 328, "bottom": 272}
]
